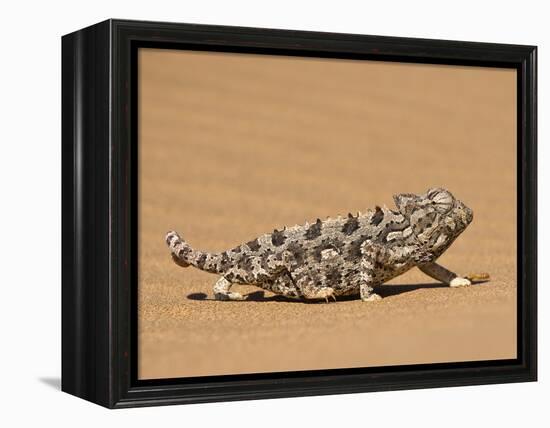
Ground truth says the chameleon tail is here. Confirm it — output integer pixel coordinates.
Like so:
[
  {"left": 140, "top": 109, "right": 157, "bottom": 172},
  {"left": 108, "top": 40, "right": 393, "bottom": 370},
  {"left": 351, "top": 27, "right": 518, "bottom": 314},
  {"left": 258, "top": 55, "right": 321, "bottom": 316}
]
[{"left": 165, "top": 230, "right": 222, "bottom": 274}]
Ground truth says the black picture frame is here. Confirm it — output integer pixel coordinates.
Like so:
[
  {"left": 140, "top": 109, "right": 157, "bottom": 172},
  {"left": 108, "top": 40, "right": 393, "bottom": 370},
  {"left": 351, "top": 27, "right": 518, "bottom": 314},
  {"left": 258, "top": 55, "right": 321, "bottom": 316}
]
[{"left": 61, "top": 19, "right": 537, "bottom": 408}]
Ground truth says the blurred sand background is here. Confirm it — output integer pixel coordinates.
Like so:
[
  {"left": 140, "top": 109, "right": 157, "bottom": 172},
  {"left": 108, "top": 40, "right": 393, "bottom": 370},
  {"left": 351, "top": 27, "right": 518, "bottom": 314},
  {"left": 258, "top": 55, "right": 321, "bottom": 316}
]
[{"left": 138, "top": 48, "right": 517, "bottom": 379}]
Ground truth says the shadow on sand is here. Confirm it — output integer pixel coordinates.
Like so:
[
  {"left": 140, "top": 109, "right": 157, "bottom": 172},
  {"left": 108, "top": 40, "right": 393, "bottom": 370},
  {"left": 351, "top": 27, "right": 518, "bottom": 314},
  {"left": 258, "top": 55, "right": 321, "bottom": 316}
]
[{"left": 186, "top": 280, "right": 488, "bottom": 303}]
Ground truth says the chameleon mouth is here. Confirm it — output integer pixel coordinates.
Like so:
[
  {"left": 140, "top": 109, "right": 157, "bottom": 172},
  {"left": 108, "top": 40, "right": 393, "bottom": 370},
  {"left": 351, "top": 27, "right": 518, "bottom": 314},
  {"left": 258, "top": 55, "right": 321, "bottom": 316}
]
[
  {"left": 459, "top": 205, "right": 473, "bottom": 226},
  {"left": 466, "top": 208, "right": 474, "bottom": 224}
]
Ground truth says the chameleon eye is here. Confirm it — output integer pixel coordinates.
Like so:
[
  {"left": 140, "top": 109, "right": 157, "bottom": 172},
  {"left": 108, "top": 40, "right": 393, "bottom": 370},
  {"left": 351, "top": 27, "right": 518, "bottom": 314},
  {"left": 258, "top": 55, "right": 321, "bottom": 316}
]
[
  {"left": 433, "top": 192, "right": 453, "bottom": 205},
  {"left": 427, "top": 188, "right": 454, "bottom": 213}
]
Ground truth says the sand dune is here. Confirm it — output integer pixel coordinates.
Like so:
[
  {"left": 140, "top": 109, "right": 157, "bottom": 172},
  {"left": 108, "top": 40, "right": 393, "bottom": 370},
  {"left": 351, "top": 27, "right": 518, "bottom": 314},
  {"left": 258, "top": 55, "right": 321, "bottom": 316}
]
[{"left": 138, "top": 49, "right": 517, "bottom": 379}]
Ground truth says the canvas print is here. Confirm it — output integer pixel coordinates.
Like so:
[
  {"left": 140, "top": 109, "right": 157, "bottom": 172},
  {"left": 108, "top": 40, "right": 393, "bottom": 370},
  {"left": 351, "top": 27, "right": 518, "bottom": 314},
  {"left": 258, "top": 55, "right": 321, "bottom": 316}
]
[{"left": 138, "top": 48, "right": 517, "bottom": 379}]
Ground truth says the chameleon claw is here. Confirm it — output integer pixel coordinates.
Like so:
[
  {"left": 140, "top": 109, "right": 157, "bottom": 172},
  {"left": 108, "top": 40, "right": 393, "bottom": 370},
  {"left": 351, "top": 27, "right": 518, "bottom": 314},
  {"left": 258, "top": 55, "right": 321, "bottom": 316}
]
[
  {"left": 324, "top": 293, "right": 337, "bottom": 303},
  {"left": 312, "top": 287, "right": 336, "bottom": 303}
]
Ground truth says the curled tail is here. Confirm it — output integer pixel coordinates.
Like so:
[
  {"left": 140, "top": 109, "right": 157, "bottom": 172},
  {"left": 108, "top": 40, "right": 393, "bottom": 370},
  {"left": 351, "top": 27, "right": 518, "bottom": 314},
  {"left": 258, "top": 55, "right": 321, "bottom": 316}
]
[{"left": 165, "top": 230, "right": 222, "bottom": 274}]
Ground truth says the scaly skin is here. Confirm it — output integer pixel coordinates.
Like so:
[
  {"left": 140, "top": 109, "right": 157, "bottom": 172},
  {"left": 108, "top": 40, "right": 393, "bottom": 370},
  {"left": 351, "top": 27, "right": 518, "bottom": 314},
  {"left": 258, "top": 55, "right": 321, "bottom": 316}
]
[{"left": 166, "top": 188, "right": 483, "bottom": 302}]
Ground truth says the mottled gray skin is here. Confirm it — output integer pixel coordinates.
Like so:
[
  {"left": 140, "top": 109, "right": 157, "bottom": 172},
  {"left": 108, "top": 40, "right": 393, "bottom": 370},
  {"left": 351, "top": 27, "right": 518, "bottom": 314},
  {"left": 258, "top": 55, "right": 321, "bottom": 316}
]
[{"left": 166, "top": 188, "right": 474, "bottom": 302}]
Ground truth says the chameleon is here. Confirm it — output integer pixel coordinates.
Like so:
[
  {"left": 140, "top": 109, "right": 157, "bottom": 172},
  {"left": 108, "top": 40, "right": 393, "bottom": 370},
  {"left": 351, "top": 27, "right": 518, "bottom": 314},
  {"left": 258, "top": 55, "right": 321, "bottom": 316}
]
[{"left": 166, "top": 187, "right": 488, "bottom": 302}]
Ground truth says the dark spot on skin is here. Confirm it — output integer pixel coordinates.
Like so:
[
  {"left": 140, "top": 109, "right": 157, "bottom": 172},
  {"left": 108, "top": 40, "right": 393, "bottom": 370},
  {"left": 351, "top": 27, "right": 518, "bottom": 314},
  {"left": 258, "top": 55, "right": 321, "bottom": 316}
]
[
  {"left": 371, "top": 206, "right": 384, "bottom": 226},
  {"left": 377, "top": 224, "right": 396, "bottom": 243},
  {"left": 324, "top": 267, "right": 342, "bottom": 285},
  {"left": 345, "top": 235, "right": 369, "bottom": 261},
  {"left": 261, "top": 248, "right": 273, "bottom": 257},
  {"left": 342, "top": 214, "right": 359, "bottom": 235},
  {"left": 218, "top": 252, "right": 232, "bottom": 271},
  {"left": 305, "top": 219, "right": 322, "bottom": 240},
  {"left": 241, "top": 255, "right": 254, "bottom": 272},
  {"left": 232, "top": 246, "right": 241, "bottom": 253},
  {"left": 328, "top": 238, "right": 345, "bottom": 255},
  {"left": 255, "top": 272, "right": 270, "bottom": 283},
  {"left": 260, "top": 256, "right": 269, "bottom": 271},
  {"left": 196, "top": 253, "right": 207, "bottom": 269},
  {"left": 363, "top": 267, "right": 375, "bottom": 278},
  {"left": 235, "top": 273, "right": 246, "bottom": 283},
  {"left": 271, "top": 229, "right": 286, "bottom": 246},
  {"left": 177, "top": 248, "right": 188, "bottom": 258},
  {"left": 414, "top": 212, "right": 438, "bottom": 235},
  {"left": 313, "top": 243, "right": 326, "bottom": 262},
  {"left": 246, "top": 238, "right": 261, "bottom": 251},
  {"left": 286, "top": 242, "right": 305, "bottom": 266}
]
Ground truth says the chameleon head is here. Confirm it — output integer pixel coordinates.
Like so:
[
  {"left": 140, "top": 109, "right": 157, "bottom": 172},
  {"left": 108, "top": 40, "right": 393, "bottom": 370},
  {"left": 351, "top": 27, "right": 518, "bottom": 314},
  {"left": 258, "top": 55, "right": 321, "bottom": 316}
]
[{"left": 393, "top": 187, "right": 473, "bottom": 254}]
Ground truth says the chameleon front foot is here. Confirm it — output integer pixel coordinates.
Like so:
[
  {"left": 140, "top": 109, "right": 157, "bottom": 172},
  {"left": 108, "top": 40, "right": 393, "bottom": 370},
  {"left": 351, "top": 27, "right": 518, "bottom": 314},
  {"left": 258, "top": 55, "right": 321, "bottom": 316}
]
[
  {"left": 450, "top": 272, "right": 490, "bottom": 288},
  {"left": 213, "top": 277, "right": 243, "bottom": 301},
  {"left": 449, "top": 277, "right": 471, "bottom": 288},
  {"left": 361, "top": 293, "right": 382, "bottom": 302}
]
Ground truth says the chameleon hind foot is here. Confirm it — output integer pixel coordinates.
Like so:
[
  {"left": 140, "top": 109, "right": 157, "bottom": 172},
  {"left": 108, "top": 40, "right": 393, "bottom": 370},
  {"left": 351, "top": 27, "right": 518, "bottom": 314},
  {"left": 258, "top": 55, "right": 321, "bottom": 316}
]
[
  {"left": 214, "top": 292, "right": 244, "bottom": 301},
  {"left": 213, "top": 276, "right": 243, "bottom": 301},
  {"left": 303, "top": 286, "right": 337, "bottom": 303}
]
